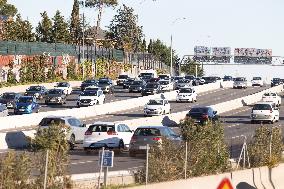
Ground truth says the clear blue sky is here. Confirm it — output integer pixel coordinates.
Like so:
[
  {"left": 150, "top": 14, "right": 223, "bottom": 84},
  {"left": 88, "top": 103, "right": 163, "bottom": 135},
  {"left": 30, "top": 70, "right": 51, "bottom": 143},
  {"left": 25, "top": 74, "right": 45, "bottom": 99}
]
[{"left": 8, "top": 0, "right": 284, "bottom": 57}]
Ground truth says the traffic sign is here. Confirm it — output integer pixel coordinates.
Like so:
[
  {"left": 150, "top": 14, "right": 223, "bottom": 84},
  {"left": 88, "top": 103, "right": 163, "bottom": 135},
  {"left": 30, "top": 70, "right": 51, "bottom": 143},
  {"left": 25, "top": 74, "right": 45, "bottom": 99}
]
[
  {"left": 217, "top": 178, "right": 233, "bottom": 189},
  {"left": 99, "top": 150, "right": 114, "bottom": 167}
]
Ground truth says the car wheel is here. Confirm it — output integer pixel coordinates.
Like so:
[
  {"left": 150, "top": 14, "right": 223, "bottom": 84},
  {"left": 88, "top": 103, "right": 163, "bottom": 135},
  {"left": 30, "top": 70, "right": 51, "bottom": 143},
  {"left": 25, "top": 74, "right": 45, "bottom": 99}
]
[{"left": 69, "top": 135, "right": 75, "bottom": 150}]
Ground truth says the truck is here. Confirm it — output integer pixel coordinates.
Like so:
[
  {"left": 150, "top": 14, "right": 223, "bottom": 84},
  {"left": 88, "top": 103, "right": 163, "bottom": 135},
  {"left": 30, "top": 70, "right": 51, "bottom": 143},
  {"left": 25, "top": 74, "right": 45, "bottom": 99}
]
[{"left": 138, "top": 69, "right": 158, "bottom": 79}]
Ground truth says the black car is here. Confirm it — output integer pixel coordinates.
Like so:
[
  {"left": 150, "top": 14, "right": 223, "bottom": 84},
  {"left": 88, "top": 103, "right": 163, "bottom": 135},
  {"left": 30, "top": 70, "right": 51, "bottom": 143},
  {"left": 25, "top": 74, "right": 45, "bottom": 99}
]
[
  {"left": 223, "top": 76, "right": 233, "bottom": 81},
  {"left": 141, "top": 82, "right": 161, "bottom": 96},
  {"left": 140, "top": 75, "right": 153, "bottom": 83},
  {"left": 202, "top": 77, "right": 218, "bottom": 84},
  {"left": 0, "top": 92, "right": 21, "bottom": 109},
  {"left": 271, "top": 78, "right": 282, "bottom": 87},
  {"left": 97, "top": 78, "right": 114, "bottom": 94},
  {"left": 45, "top": 89, "right": 67, "bottom": 105},
  {"left": 186, "top": 106, "right": 219, "bottom": 125},
  {"left": 185, "top": 75, "right": 199, "bottom": 86},
  {"left": 80, "top": 79, "right": 97, "bottom": 91},
  {"left": 122, "top": 78, "right": 135, "bottom": 89},
  {"left": 129, "top": 80, "right": 146, "bottom": 93},
  {"left": 116, "top": 74, "right": 129, "bottom": 86},
  {"left": 24, "top": 85, "right": 47, "bottom": 99}
]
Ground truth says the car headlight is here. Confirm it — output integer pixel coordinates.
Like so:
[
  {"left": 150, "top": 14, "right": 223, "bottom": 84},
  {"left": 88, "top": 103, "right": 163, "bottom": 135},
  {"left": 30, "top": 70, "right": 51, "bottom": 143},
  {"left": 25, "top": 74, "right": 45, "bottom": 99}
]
[
  {"left": 56, "top": 97, "right": 62, "bottom": 100},
  {"left": 35, "top": 93, "right": 39, "bottom": 97}
]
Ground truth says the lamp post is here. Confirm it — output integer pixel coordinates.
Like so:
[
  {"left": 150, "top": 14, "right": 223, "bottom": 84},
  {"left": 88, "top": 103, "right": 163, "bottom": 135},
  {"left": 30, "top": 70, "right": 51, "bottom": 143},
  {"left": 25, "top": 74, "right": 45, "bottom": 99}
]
[{"left": 170, "top": 17, "right": 187, "bottom": 77}]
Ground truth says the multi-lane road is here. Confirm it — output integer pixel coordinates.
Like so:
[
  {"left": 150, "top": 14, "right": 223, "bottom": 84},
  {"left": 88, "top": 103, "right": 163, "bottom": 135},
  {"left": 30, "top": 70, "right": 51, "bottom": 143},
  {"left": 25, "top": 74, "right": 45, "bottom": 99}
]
[{"left": 1, "top": 85, "right": 283, "bottom": 175}]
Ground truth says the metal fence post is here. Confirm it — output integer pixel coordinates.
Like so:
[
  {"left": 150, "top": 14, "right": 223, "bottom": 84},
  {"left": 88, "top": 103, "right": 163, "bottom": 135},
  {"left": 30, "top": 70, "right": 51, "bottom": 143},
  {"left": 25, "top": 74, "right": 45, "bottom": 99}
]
[
  {"left": 184, "top": 142, "right": 188, "bottom": 180},
  {"left": 43, "top": 150, "right": 49, "bottom": 189},
  {"left": 146, "top": 144, "right": 149, "bottom": 186}
]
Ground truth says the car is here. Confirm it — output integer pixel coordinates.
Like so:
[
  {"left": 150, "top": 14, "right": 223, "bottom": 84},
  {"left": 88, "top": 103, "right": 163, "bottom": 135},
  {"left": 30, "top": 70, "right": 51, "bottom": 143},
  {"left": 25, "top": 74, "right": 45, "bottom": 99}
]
[
  {"left": 184, "top": 75, "right": 199, "bottom": 86},
  {"left": 129, "top": 80, "right": 146, "bottom": 93},
  {"left": 24, "top": 85, "right": 47, "bottom": 99},
  {"left": 176, "top": 88, "right": 197, "bottom": 103},
  {"left": 116, "top": 74, "right": 129, "bottom": 86},
  {"left": 39, "top": 116, "right": 87, "bottom": 149},
  {"left": 148, "top": 78, "right": 160, "bottom": 83},
  {"left": 129, "top": 126, "right": 182, "bottom": 157},
  {"left": 77, "top": 89, "right": 105, "bottom": 107},
  {"left": 251, "top": 102, "right": 279, "bottom": 124},
  {"left": 122, "top": 78, "right": 135, "bottom": 89},
  {"left": 233, "top": 77, "right": 248, "bottom": 89},
  {"left": 45, "top": 89, "right": 67, "bottom": 105},
  {"left": 158, "top": 74, "right": 171, "bottom": 81},
  {"left": 140, "top": 75, "right": 153, "bottom": 83},
  {"left": 175, "top": 79, "right": 192, "bottom": 90},
  {"left": 196, "top": 77, "right": 205, "bottom": 85},
  {"left": 97, "top": 78, "right": 114, "bottom": 94},
  {"left": 223, "top": 76, "right": 233, "bottom": 81},
  {"left": 83, "top": 122, "right": 133, "bottom": 151},
  {"left": 80, "top": 79, "right": 97, "bottom": 91},
  {"left": 271, "top": 78, "right": 282, "bottom": 87},
  {"left": 141, "top": 82, "right": 161, "bottom": 96},
  {"left": 186, "top": 106, "right": 219, "bottom": 124},
  {"left": 144, "top": 98, "right": 171, "bottom": 116},
  {"left": 0, "top": 92, "right": 21, "bottom": 109},
  {"left": 14, "top": 96, "right": 40, "bottom": 115},
  {"left": 54, "top": 82, "right": 72, "bottom": 95},
  {"left": 84, "top": 86, "right": 102, "bottom": 91},
  {"left": 159, "top": 80, "right": 174, "bottom": 91},
  {"left": 173, "top": 76, "right": 184, "bottom": 83},
  {"left": 262, "top": 92, "right": 281, "bottom": 107},
  {"left": 0, "top": 103, "right": 8, "bottom": 117},
  {"left": 251, "top": 77, "right": 264, "bottom": 87},
  {"left": 202, "top": 76, "right": 218, "bottom": 84}
]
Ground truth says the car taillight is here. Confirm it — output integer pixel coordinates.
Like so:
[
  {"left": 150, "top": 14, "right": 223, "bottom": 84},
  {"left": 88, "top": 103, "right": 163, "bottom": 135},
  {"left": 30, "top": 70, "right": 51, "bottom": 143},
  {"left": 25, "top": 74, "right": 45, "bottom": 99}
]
[
  {"left": 107, "top": 131, "right": 118, "bottom": 135},
  {"left": 130, "top": 136, "right": 137, "bottom": 143},
  {"left": 202, "top": 114, "right": 208, "bottom": 119},
  {"left": 85, "top": 131, "right": 92, "bottom": 135},
  {"left": 270, "top": 108, "right": 273, "bottom": 113},
  {"left": 152, "top": 137, "right": 161, "bottom": 141}
]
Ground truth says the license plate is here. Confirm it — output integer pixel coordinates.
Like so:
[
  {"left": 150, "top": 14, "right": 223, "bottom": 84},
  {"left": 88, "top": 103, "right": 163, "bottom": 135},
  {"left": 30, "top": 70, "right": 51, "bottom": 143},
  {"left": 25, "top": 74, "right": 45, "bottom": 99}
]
[
  {"left": 50, "top": 99, "right": 56, "bottom": 102},
  {"left": 139, "top": 145, "right": 148, "bottom": 150},
  {"left": 19, "top": 109, "right": 25, "bottom": 111}
]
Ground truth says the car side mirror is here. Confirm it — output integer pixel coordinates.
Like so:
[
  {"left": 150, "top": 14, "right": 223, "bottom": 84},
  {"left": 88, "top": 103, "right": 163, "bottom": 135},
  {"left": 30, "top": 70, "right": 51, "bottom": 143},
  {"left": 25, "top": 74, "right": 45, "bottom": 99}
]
[
  {"left": 213, "top": 111, "right": 217, "bottom": 114},
  {"left": 81, "top": 124, "right": 86, "bottom": 127}
]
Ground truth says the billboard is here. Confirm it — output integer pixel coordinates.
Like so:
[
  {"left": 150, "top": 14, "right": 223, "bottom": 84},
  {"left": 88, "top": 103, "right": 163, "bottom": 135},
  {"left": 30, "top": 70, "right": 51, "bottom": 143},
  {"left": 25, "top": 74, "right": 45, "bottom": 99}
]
[
  {"left": 193, "top": 46, "right": 210, "bottom": 62},
  {"left": 234, "top": 48, "right": 272, "bottom": 64},
  {"left": 211, "top": 47, "right": 231, "bottom": 63}
]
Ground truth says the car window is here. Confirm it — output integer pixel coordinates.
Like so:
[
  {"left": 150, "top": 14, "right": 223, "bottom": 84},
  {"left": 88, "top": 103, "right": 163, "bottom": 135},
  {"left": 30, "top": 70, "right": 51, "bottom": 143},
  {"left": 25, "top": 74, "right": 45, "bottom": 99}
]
[
  {"left": 253, "top": 104, "right": 272, "bottom": 110},
  {"left": 39, "top": 118, "right": 65, "bottom": 126},
  {"left": 0, "top": 106, "right": 3, "bottom": 112},
  {"left": 68, "top": 118, "right": 81, "bottom": 127},
  {"left": 117, "top": 125, "right": 124, "bottom": 132},
  {"left": 87, "top": 125, "right": 115, "bottom": 132},
  {"left": 122, "top": 125, "right": 131, "bottom": 132},
  {"left": 190, "top": 107, "right": 208, "bottom": 113},
  {"left": 134, "top": 128, "right": 161, "bottom": 136}
]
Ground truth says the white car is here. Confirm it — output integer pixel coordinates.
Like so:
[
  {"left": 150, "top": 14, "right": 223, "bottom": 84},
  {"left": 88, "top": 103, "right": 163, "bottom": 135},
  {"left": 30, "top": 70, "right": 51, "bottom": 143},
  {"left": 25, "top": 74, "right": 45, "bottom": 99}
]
[
  {"left": 233, "top": 77, "right": 248, "bottom": 89},
  {"left": 251, "top": 77, "right": 264, "bottom": 87},
  {"left": 176, "top": 88, "right": 197, "bottom": 103},
  {"left": 144, "top": 99, "right": 171, "bottom": 116},
  {"left": 251, "top": 102, "right": 279, "bottom": 124},
  {"left": 159, "top": 80, "right": 174, "bottom": 91},
  {"left": 262, "top": 92, "right": 281, "bottom": 107},
  {"left": 39, "top": 116, "right": 87, "bottom": 149},
  {"left": 83, "top": 122, "right": 133, "bottom": 150},
  {"left": 54, "top": 82, "right": 72, "bottom": 95},
  {"left": 158, "top": 74, "right": 171, "bottom": 81},
  {"left": 77, "top": 89, "right": 105, "bottom": 107}
]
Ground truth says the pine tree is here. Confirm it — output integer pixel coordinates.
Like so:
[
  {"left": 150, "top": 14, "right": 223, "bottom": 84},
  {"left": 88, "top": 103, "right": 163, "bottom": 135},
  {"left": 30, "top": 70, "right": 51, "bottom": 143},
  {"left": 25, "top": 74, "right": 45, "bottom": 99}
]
[
  {"left": 36, "top": 11, "right": 53, "bottom": 43},
  {"left": 52, "top": 10, "right": 70, "bottom": 43},
  {"left": 0, "top": 0, "right": 17, "bottom": 17},
  {"left": 70, "top": 0, "right": 82, "bottom": 44},
  {"left": 14, "top": 14, "right": 35, "bottom": 41},
  {"left": 147, "top": 39, "right": 153, "bottom": 53},
  {"left": 141, "top": 38, "right": 147, "bottom": 52}
]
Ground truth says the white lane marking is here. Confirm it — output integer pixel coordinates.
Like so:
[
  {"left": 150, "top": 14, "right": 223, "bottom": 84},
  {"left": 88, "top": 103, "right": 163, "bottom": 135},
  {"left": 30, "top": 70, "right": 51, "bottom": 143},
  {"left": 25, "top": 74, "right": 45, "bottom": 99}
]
[
  {"left": 228, "top": 124, "right": 240, "bottom": 128},
  {"left": 70, "top": 160, "right": 96, "bottom": 165}
]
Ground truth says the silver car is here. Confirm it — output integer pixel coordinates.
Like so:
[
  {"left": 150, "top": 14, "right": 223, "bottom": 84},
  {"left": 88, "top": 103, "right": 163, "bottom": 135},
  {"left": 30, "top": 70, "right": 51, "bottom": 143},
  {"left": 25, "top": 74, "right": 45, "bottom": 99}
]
[{"left": 129, "top": 126, "right": 181, "bottom": 157}]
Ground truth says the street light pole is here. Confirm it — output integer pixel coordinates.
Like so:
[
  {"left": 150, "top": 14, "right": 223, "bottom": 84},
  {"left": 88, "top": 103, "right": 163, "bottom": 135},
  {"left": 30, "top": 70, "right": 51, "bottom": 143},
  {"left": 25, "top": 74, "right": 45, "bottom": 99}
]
[
  {"left": 170, "top": 34, "right": 173, "bottom": 76},
  {"left": 82, "top": 12, "right": 85, "bottom": 79}
]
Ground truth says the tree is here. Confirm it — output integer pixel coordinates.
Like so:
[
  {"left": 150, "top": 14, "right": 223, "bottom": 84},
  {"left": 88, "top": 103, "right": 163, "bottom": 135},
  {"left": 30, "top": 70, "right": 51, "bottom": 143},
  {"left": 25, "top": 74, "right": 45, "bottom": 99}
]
[
  {"left": 0, "top": 0, "right": 17, "bottom": 17},
  {"left": 52, "top": 10, "right": 70, "bottom": 43},
  {"left": 83, "top": 0, "right": 118, "bottom": 40},
  {"left": 181, "top": 57, "right": 204, "bottom": 77},
  {"left": 36, "top": 11, "right": 53, "bottom": 43},
  {"left": 70, "top": 0, "right": 82, "bottom": 44},
  {"left": 141, "top": 38, "right": 147, "bottom": 52},
  {"left": 147, "top": 39, "right": 153, "bottom": 53},
  {"left": 106, "top": 4, "right": 144, "bottom": 52}
]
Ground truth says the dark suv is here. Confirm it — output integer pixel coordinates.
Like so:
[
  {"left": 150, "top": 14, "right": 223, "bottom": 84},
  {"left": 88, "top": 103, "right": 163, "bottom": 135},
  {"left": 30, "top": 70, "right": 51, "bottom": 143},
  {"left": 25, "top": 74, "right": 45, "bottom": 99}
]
[
  {"left": 271, "top": 78, "right": 282, "bottom": 87},
  {"left": 97, "top": 78, "right": 114, "bottom": 94},
  {"left": 24, "top": 85, "right": 47, "bottom": 99},
  {"left": 141, "top": 82, "right": 161, "bottom": 96},
  {"left": 80, "top": 79, "right": 97, "bottom": 91},
  {"left": 45, "top": 89, "right": 66, "bottom": 105},
  {"left": 186, "top": 106, "right": 219, "bottom": 124},
  {"left": 0, "top": 92, "right": 21, "bottom": 109}
]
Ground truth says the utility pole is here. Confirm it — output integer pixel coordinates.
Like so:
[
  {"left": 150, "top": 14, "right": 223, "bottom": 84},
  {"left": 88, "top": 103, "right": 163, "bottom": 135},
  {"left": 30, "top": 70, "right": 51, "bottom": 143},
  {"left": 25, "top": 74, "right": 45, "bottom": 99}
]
[
  {"left": 82, "top": 12, "right": 85, "bottom": 79},
  {"left": 170, "top": 35, "right": 173, "bottom": 76}
]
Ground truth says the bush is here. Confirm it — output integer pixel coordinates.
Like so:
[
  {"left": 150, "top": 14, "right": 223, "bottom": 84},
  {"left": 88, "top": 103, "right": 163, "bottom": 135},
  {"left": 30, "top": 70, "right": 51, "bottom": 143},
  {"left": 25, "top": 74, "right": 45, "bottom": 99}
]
[{"left": 248, "top": 126, "right": 283, "bottom": 168}]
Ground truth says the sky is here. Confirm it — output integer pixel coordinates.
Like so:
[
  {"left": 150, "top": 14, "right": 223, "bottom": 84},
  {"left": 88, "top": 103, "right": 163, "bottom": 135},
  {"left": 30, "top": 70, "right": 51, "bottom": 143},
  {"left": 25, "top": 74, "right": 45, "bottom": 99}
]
[{"left": 7, "top": 0, "right": 284, "bottom": 57}]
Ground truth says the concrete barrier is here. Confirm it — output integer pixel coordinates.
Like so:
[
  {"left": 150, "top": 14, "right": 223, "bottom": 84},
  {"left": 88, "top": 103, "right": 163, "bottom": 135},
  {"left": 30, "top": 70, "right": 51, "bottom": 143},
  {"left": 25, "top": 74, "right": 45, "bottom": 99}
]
[{"left": 125, "top": 163, "right": 284, "bottom": 189}]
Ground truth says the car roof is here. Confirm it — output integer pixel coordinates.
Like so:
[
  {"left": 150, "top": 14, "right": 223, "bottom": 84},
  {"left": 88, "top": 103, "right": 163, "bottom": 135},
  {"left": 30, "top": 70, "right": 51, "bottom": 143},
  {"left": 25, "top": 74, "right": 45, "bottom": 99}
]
[
  {"left": 149, "top": 98, "right": 164, "bottom": 101},
  {"left": 90, "top": 121, "right": 116, "bottom": 126},
  {"left": 42, "top": 115, "right": 74, "bottom": 119},
  {"left": 137, "top": 125, "right": 168, "bottom": 129}
]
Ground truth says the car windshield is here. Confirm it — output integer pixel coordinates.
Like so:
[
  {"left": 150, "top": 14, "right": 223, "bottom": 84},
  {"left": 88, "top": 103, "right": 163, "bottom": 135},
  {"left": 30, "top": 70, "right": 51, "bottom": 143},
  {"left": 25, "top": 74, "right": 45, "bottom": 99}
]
[
  {"left": 87, "top": 124, "right": 115, "bottom": 132},
  {"left": 253, "top": 77, "right": 261, "bottom": 80},
  {"left": 174, "top": 76, "right": 183, "bottom": 80},
  {"left": 263, "top": 93, "right": 276, "bottom": 97},
  {"left": 18, "top": 97, "right": 33, "bottom": 103},
  {"left": 148, "top": 100, "right": 163, "bottom": 105},
  {"left": 39, "top": 118, "right": 65, "bottom": 126},
  {"left": 235, "top": 78, "right": 245, "bottom": 81},
  {"left": 118, "top": 75, "right": 128, "bottom": 79},
  {"left": 48, "top": 89, "right": 62, "bottom": 94},
  {"left": 84, "top": 80, "right": 96, "bottom": 84},
  {"left": 142, "top": 75, "right": 152, "bottom": 79},
  {"left": 27, "top": 86, "right": 41, "bottom": 91},
  {"left": 253, "top": 104, "right": 272, "bottom": 110},
  {"left": 57, "top": 82, "right": 68, "bottom": 87},
  {"left": 179, "top": 88, "right": 193, "bottom": 93},
  {"left": 132, "top": 81, "right": 143, "bottom": 85},
  {"left": 146, "top": 83, "right": 158, "bottom": 88},
  {"left": 134, "top": 128, "right": 161, "bottom": 136},
  {"left": 140, "top": 73, "right": 153, "bottom": 77},
  {"left": 158, "top": 75, "right": 169, "bottom": 80},
  {"left": 185, "top": 76, "right": 195, "bottom": 80},
  {"left": 98, "top": 79, "right": 109, "bottom": 84},
  {"left": 273, "top": 78, "right": 280, "bottom": 81},
  {"left": 190, "top": 107, "right": 208, "bottom": 113},
  {"left": 1, "top": 93, "right": 15, "bottom": 99},
  {"left": 178, "top": 79, "right": 190, "bottom": 83},
  {"left": 126, "top": 79, "right": 135, "bottom": 82},
  {"left": 81, "top": 91, "right": 97, "bottom": 96},
  {"left": 159, "top": 81, "right": 169, "bottom": 85},
  {"left": 224, "top": 76, "right": 231, "bottom": 79}
]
